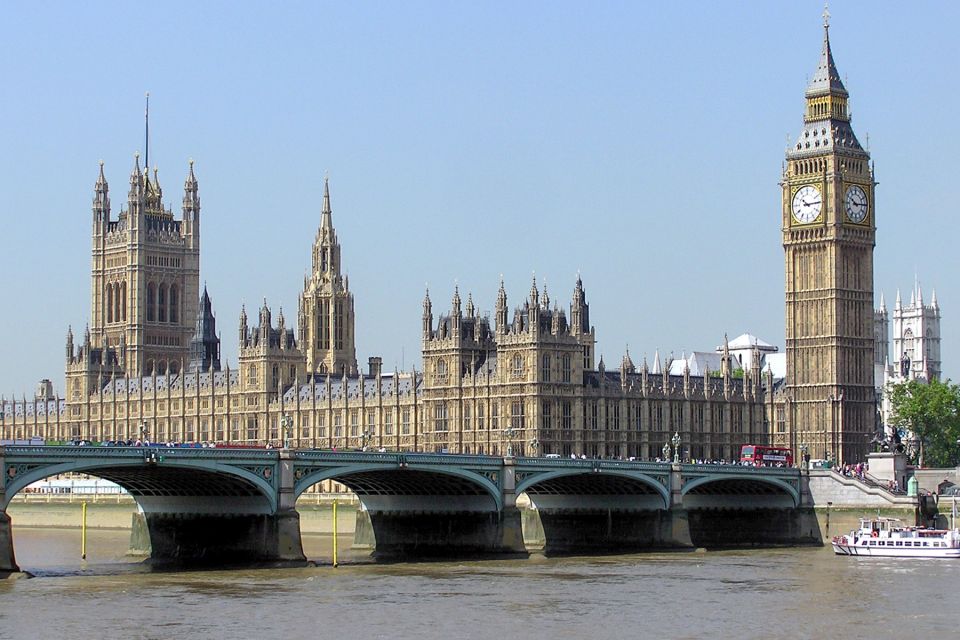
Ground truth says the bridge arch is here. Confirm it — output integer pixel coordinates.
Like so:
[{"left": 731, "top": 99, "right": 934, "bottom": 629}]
[
  {"left": 294, "top": 463, "right": 503, "bottom": 512},
  {"left": 516, "top": 469, "right": 670, "bottom": 510},
  {"left": 3, "top": 457, "right": 277, "bottom": 514},
  {"left": 681, "top": 474, "right": 799, "bottom": 508}
]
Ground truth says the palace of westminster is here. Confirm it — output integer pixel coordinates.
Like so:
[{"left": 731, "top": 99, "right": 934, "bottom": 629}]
[{"left": 0, "top": 17, "right": 944, "bottom": 465}]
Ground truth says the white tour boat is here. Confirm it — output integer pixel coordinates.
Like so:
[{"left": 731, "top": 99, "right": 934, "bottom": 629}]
[{"left": 832, "top": 517, "right": 960, "bottom": 558}]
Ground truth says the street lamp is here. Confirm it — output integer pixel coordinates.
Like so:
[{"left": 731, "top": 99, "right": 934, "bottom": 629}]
[
  {"left": 138, "top": 421, "right": 149, "bottom": 447},
  {"left": 671, "top": 431, "right": 681, "bottom": 464},
  {"left": 360, "top": 429, "right": 372, "bottom": 452},
  {"left": 800, "top": 443, "right": 809, "bottom": 472},
  {"left": 280, "top": 413, "right": 293, "bottom": 449},
  {"left": 503, "top": 426, "right": 516, "bottom": 457}
]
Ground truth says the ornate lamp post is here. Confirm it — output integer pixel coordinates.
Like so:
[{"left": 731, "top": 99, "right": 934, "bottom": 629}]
[
  {"left": 280, "top": 413, "right": 293, "bottom": 449},
  {"left": 662, "top": 441, "right": 671, "bottom": 463},
  {"left": 138, "top": 420, "right": 149, "bottom": 447},
  {"left": 671, "top": 431, "right": 681, "bottom": 464},
  {"left": 360, "top": 429, "right": 373, "bottom": 452},
  {"left": 503, "top": 426, "right": 516, "bottom": 457},
  {"left": 800, "top": 443, "right": 809, "bottom": 472}
]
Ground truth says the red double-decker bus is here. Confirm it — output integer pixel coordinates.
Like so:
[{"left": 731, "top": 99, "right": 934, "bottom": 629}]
[{"left": 740, "top": 444, "right": 793, "bottom": 467}]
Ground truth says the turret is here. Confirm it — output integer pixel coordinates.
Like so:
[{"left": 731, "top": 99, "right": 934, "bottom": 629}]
[
  {"left": 92, "top": 161, "right": 110, "bottom": 226},
  {"left": 422, "top": 288, "right": 433, "bottom": 338},
  {"left": 66, "top": 326, "right": 74, "bottom": 362},
  {"left": 495, "top": 278, "right": 508, "bottom": 334},
  {"left": 182, "top": 159, "right": 200, "bottom": 243},
  {"left": 239, "top": 305, "right": 248, "bottom": 347}
]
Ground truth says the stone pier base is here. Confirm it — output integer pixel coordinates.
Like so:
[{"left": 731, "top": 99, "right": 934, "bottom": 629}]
[
  {"left": 0, "top": 511, "right": 20, "bottom": 575},
  {"left": 144, "top": 510, "right": 306, "bottom": 566}
]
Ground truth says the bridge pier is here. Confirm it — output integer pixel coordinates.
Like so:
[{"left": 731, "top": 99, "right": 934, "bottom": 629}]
[{"left": 0, "top": 510, "right": 19, "bottom": 574}]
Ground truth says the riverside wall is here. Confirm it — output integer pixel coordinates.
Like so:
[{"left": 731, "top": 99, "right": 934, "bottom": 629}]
[{"left": 7, "top": 497, "right": 359, "bottom": 534}]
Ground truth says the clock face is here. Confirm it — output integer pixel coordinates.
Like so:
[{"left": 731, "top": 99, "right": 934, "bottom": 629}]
[
  {"left": 792, "top": 185, "right": 822, "bottom": 223},
  {"left": 844, "top": 185, "right": 868, "bottom": 223}
]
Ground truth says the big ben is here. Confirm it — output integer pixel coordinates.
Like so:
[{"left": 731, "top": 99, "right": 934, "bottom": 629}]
[{"left": 781, "top": 11, "right": 876, "bottom": 464}]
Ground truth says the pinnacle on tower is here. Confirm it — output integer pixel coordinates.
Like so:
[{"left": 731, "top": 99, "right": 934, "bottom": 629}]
[{"left": 806, "top": 6, "right": 848, "bottom": 98}]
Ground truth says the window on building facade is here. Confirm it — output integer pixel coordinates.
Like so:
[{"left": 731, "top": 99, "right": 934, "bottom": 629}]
[
  {"left": 350, "top": 410, "right": 359, "bottom": 436},
  {"left": 562, "top": 354, "right": 572, "bottom": 383},
  {"left": 492, "top": 403, "right": 499, "bottom": 430},
  {"left": 436, "top": 359, "right": 448, "bottom": 384},
  {"left": 246, "top": 416, "right": 257, "bottom": 441},
  {"left": 511, "top": 401, "right": 525, "bottom": 430},
  {"left": 561, "top": 401, "right": 572, "bottom": 430},
  {"left": 512, "top": 354, "right": 524, "bottom": 379},
  {"left": 384, "top": 412, "right": 393, "bottom": 435},
  {"left": 334, "top": 412, "right": 342, "bottom": 438},
  {"left": 776, "top": 407, "right": 786, "bottom": 433},
  {"left": 434, "top": 403, "right": 448, "bottom": 432},
  {"left": 541, "top": 401, "right": 552, "bottom": 430},
  {"left": 318, "top": 413, "right": 326, "bottom": 437},
  {"left": 477, "top": 404, "right": 485, "bottom": 430},
  {"left": 402, "top": 409, "right": 411, "bottom": 435},
  {"left": 612, "top": 404, "right": 620, "bottom": 430},
  {"left": 541, "top": 355, "right": 551, "bottom": 382},
  {"left": 463, "top": 404, "right": 471, "bottom": 431}
]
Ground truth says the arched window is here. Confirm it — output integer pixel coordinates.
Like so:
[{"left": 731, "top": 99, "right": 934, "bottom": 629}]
[
  {"left": 248, "top": 364, "right": 257, "bottom": 384},
  {"left": 169, "top": 284, "right": 179, "bottom": 324},
  {"left": 120, "top": 281, "right": 126, "bottom": 322},
  {"left": 541, "top": 354, "right": 551, "bottom": 382},
  {"left": 512, "top": 354, "right": 524, "bottom": 378},
  {"left": 106, "top": 284, "right": 114, "bottom": 323},
  {"left": 147, "top": 283, "right": 157, "bottom": 322},
  {"left": 158, "top": 284, "right": 168, "bottom": 323},
  {"left": 114, "top": 282, "right": 122, "bottom": 324},
  {"left": 903, "top": 328, "right": 914, "bottom": 362},
  {"left": 436, "top": 359, "right": 448, "bottom": 383}
]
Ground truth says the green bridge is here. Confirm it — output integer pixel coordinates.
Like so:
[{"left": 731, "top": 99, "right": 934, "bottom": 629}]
[{"left": 0, "top": 446, "right": 820, "bottom": 573}]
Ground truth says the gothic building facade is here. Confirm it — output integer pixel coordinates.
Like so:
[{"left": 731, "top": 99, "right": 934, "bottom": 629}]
[{"left": 1, "top": 14, "right": 878, "bottom": 465}]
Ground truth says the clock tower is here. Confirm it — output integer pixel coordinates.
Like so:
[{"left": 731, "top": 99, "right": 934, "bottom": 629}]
[{"left": 781, "top": 12, "right": 876, "bottom": 464}]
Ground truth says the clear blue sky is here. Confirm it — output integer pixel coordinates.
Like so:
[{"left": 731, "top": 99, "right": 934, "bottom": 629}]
[{"left": 1, "top": 1, "right": 957, "bottom": 395}]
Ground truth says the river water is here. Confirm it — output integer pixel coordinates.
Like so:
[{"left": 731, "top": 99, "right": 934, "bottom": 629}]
[{"left": 1, "top": 518, "right": 957, "bottom": 639}]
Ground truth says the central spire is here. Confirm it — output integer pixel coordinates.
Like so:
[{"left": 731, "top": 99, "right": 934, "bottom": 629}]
[{"left": 806, "top": 6, "right": 847, "bottom": 99}]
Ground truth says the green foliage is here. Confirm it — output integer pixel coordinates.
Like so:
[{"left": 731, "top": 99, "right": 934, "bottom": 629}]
[
  {"left": 887, "top": 378, "right": 960, "bottom": 467},
  {"left": 707, "top": 368, "right": 744, "bottom": 379}
]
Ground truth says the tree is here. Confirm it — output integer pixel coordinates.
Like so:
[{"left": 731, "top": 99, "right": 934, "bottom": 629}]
[{"left": 887, "top": 378, "right": 960, "bottom": 468}]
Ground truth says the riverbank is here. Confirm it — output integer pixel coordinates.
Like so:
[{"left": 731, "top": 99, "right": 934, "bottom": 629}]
[{"left": 7, "top": 499, "right": 359, "bottom": 534}]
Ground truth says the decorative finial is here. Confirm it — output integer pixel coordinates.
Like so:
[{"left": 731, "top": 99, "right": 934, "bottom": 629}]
[
  {"left": 99, "top": 159, "right": 104, "bottom": 167},
  {"left": 823, "top": 1, "right": 830, "bottom": 29},
  {"left": 189, "top": 158, "right": 194, "bottom": 167}
]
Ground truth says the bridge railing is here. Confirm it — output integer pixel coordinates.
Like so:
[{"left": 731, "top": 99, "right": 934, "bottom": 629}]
[
  {"left": 293, "top": 450, "right": 499, "bottom": 467},
  {"left": 514, "top": 457, "right": 671, "bottom": 472},
  {"left": 1, "top": 445, "right": 277, "bottom": 461},
  {"left": 680, "top": 463, "right": 800, "bottom": 478}
]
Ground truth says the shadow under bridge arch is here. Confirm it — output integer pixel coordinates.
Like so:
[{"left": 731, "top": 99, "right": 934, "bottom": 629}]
[
  {"left": 681, "top": 474, "right": 800, "bottom": 510},
  {"left": 294, "top": 463, "right": 503, "bottom": 513},
  {"left": 4, "top": 457, "right": 277, "bottom": 515},
  {"left": 516, "top": 469, "right": 670, "bottom": 511}
]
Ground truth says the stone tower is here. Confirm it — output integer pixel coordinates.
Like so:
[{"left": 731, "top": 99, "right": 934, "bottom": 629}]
[
  {"left": 86, "top": 155, "right": 201, "bottom": 377},
  {"left": 891, "top": 284, "right": 941, "bottom": 381},
  {"left": 782, "top": 13, "right": 876, "bottom": 463},
  {"left": 298, "top": 178, "right": 358, "bottom": 377},
  {"left": 187, "top": 286, "right": 221, "bottom": 373}
]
